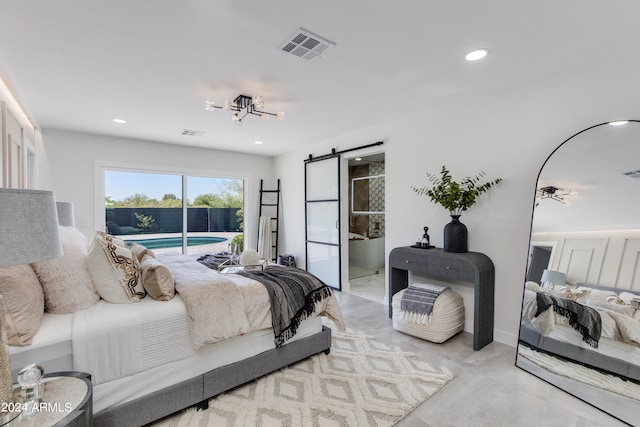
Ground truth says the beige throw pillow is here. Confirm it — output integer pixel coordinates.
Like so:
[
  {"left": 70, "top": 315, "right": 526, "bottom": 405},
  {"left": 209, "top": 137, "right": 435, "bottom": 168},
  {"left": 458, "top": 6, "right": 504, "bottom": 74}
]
[
  {"left": 140, "top": 254, "right": 175, "bottom": 301},
  {"left": 0, "top": 264, "right": 44, "bottom": 346},
  {"left": 130, "top": 243, "right": 155, "bottom": 262},
  {"left": 87, "top": 231, "right": 144, "bottom": 303},
  {"left": 31, "top": 226, "right": 100, "bottom": 313}
]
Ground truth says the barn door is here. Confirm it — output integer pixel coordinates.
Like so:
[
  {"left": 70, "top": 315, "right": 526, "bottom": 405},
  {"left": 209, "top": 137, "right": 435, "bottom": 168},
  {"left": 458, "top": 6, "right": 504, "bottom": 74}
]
[{"left": 305, "top": 155, "right": 341, "bottom": 290}]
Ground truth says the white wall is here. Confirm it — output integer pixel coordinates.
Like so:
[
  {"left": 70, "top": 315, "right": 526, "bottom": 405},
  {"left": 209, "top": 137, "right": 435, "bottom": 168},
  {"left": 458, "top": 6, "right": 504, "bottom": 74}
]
[
  {"left": 38, "top": 130, "right": 275, "bottom": 246},
  {"left": 274, "top": 47, "right": 640, "bottom": 347},
  {"left": 532, "top": 229, "right": 640, "bottom": 291}
]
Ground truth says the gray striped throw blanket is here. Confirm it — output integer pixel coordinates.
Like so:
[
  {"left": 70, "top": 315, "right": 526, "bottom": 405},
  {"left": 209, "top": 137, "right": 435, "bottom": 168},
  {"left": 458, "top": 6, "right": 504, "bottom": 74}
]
[
  {"left": 238, "top": 265, "right": 334, "bottom": 347},
  {"left": 535, "top": 292, "right": 602, "bottom": 348},
  {"left": 400, "top": 283, "right": 449, "bottom": 324}
]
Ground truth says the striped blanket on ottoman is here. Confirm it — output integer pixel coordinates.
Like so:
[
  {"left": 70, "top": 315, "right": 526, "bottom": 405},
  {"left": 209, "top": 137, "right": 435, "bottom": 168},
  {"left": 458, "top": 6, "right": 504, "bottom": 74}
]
[{"left": 393, "top": 283, "right": 464, "bottom": 343}]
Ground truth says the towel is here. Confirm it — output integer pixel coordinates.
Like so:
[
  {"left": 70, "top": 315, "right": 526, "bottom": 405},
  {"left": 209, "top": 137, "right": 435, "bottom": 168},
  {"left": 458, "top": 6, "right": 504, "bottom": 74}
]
[{"left": 257, "top": 216, "right": 272, "bottom": 260}]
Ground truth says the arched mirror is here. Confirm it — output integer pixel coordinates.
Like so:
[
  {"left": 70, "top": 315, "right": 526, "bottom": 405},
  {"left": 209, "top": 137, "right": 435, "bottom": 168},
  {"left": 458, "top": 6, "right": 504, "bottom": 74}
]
[{"left": 516, "top": 120, "right": 640, "bottom": 426}]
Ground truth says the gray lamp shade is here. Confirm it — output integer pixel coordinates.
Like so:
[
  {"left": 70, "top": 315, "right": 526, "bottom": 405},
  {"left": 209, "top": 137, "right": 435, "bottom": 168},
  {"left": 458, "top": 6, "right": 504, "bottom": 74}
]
[
  {"left": 540, "top": 269, "right": 566, "bottom": 286},
  {"left": 0, "top": 188, "right": 63, "bottom": 268},
  {"left": 56, "top": 201, "right": 75, "bottom": 227}
]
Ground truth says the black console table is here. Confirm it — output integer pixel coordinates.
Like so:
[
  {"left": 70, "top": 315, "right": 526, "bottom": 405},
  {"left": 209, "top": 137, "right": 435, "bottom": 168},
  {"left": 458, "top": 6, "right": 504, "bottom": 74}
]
[{"left": 389, "top": 246, "right": 495, "bottom": 350}]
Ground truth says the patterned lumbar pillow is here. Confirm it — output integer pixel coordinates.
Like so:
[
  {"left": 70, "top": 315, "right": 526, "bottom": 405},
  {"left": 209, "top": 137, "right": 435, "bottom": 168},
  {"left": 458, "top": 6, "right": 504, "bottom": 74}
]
[
  {"left": 87, "top": 231, "right": 144, "bottom": 303},
  {"left": 31, "top": 226, "right": 100, "bottom": 313},
  {"left": 140, "top": 254, "right": 175, "bottom": 301}
]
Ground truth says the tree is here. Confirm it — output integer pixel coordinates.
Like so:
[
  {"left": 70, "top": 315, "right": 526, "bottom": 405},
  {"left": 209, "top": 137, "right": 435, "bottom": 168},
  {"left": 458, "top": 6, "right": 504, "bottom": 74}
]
[
  {"left": 122, "top": 193, "right": 160, "bottom": 207},
  {"left": 192, "top": 193, "right": 222, "bottom": 207}
]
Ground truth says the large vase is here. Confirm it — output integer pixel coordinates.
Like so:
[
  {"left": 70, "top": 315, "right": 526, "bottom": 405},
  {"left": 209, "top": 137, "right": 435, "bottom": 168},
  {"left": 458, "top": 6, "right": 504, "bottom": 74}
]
[{"left": 444, "top": 215, "right": 467, "bottom": 253}]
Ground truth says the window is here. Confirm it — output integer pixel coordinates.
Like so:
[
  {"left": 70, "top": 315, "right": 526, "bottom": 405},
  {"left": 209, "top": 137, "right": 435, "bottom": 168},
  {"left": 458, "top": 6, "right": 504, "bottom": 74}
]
[{"left": 104, "top": 169, "right": 243, "bottom": 255}]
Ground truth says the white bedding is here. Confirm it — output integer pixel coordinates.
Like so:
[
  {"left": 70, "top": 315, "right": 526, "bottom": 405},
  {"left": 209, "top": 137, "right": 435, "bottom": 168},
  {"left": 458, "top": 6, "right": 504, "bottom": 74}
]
[
  {"left": 521, "top": 289, "right": 640, "bottom": 348},
  {"left": 92, "top": 316, "right": 322, "bottom": 413},
  {"left": 72, "top": 253, "right": 344, "bottom": 386},
  {"left": 72, "top": 295, "right": 193, "bottom": 385}
]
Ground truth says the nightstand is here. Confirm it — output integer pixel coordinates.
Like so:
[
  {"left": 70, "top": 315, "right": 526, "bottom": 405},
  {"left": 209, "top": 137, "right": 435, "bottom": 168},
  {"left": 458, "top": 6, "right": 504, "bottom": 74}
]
[{"left": 8, "top": 371, "right": 92, "bottom": 427}]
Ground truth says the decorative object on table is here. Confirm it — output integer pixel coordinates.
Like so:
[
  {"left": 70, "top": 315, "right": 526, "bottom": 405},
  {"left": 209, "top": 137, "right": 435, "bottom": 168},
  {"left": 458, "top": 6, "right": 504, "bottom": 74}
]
[
  {"left": 422, "top": 226, "right": 431, "bottom": 248},
  {"left": 411, "top": 166, "right": 502, "bottom": 253},
  {"left": 0, "top": 188, "right": 63, "bottom": 425},
  {"left": 414, "top": 226, "right": 432, "bottom": 248},
  {"left": 217, "top": 249, "right": 265, "bottom": 273},
  {"left": 17, "top": 364, "right": 44, "bottom": 418}
]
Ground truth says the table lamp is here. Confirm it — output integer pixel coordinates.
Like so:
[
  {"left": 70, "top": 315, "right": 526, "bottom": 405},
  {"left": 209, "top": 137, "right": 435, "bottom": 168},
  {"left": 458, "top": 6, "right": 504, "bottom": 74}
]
[
  {"left": 56, "top": 201, "right": 75, "bottom": 227},
  {"left": 0, "top": 188, "right": 63, "bottom": 424},
  {"left": 540, "top": 269, "right": 566, "bottom": 292}
]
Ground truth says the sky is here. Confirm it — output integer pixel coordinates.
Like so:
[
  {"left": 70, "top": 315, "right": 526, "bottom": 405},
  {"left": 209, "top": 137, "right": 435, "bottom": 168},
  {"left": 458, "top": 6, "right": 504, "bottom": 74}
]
[{"left": 105, "top": 171, "right": 242, "bottom": 202}]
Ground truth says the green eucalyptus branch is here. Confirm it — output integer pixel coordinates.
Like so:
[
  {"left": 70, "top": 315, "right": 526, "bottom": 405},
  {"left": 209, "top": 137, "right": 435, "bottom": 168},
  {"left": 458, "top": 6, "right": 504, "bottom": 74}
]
[{"left": 411, "top": 166, "right": 502, "bottom": 216}]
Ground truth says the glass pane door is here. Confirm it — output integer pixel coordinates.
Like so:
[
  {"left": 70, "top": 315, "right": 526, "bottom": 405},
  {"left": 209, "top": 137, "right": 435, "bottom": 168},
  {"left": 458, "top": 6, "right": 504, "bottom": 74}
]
[{"left": 305, "top": 156, "right": 341, "bottom": 290}]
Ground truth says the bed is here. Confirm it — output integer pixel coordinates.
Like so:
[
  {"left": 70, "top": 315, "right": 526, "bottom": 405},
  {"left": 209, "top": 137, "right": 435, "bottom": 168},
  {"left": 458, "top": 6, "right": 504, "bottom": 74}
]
[
  {"left": 5, "top": 229, "right": 345, "bottom": 427},
  {"left": 519, "top": 283, "right": 640, "bottom": 382}
]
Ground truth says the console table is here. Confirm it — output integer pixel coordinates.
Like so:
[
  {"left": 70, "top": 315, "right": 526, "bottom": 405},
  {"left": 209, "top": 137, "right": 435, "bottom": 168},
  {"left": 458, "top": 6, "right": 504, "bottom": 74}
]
[{"left": 389, "top": 246, "right": 495, "bottom": 350}]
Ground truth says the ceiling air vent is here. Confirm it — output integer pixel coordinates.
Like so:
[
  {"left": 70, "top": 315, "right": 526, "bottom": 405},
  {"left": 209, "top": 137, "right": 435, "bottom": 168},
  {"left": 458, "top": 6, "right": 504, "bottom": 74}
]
[
  {"left": 181, "top": 129, "right": 205, "bottom": 137},
  {"left": 623, "top": 169, "right": 640, "bottom": 180},
  {"left": 277, "top": 28, "right": 335, "bottom": 61}
]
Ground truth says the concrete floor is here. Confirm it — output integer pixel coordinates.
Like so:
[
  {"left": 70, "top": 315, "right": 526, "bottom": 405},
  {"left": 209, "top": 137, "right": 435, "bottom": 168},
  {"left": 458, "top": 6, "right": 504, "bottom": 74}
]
[{"left": 334, "top": 290, "right": 629, "bottom": 427}]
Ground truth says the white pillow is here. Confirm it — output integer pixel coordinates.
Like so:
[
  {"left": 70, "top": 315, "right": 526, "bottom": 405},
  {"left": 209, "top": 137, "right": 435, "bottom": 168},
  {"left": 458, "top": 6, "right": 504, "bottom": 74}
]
[
  {"left": 87, "top": 231, "right": 144, "bottom": 303},
  {"left": 31, "top": 226, "right": 100, "bottom": 313}
]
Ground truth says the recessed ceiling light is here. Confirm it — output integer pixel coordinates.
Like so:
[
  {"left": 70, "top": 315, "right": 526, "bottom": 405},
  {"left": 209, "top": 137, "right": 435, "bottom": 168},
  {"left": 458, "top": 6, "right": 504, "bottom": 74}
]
[
  {"left": 355, "top": 157, "right": 362, "bottom": 161},
  {"left": 608, "top": 120, "right": 629, "bottom": 126},
  {"left": 112, "top": 118, "right": 127, "bottom": 124},
  {"left": 254, "top": 140, "right": 263, "bottom": 145},
  {"left": 465, "top": 49, "right": 490, "bottom": 61}
]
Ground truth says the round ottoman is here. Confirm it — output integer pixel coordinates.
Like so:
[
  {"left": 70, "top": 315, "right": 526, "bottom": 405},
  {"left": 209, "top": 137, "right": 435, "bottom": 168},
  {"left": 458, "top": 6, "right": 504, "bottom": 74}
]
[{"left": 392, "top": 285, "right": 465, "bottom": 343}]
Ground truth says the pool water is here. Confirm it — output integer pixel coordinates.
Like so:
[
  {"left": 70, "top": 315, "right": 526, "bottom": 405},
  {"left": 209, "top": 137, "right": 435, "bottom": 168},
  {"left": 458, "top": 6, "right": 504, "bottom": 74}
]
[{"left": 125, "top": 236, "right": 226, "bottom": 249}]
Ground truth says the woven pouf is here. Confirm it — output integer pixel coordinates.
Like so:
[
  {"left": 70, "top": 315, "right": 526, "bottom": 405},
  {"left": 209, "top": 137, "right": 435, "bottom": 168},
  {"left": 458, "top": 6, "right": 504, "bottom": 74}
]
[{"left": 392, "top": 286, "right": 465, "bottom": 343}]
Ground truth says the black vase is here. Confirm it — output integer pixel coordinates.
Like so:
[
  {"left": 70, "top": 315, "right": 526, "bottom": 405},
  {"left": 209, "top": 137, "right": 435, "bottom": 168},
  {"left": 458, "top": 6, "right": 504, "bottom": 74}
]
[{"left": 444, "top": 215, "right": 467, "bottom": 253}]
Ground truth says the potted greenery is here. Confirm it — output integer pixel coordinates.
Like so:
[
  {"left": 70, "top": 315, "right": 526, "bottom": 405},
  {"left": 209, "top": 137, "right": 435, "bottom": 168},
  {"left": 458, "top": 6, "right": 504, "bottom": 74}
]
[{"left": 412, "top": 166, "right": 502, "bottom": 252}]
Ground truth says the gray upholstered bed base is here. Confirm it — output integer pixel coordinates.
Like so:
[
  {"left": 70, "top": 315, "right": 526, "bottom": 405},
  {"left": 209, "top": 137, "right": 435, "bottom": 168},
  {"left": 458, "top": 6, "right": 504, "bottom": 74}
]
[
  {"left": 93, "top": 326, "right": 332, "bottom": 427},
  {"left": 519, "top": 323, "right": 640, "bottom": 382},
  {"left": 519, "top": 284, "right": 640, "bottom": 383}
]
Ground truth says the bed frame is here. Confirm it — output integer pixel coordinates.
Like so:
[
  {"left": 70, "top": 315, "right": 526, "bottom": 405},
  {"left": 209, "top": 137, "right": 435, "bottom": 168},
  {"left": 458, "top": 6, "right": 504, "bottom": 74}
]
[
  {"left": 93, "top": 326, "right": 332, "bottom": 427},
  {"left": 518, "top": 284, "right": 640, "bottom": 383}
]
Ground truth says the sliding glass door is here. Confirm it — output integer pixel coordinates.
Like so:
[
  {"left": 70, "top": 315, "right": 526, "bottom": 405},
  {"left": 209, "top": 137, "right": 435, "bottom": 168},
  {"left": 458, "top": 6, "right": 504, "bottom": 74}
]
[
  {"left": 305, "top": 156, "right": 341, "bottom": 290},
  {"left": 104, "top": 170, "right": 243, "bottom": 255}
]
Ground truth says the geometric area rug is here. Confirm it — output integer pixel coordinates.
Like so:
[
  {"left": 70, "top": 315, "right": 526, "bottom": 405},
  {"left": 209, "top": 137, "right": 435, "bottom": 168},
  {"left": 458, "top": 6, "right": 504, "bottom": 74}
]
[{"left": 153, "top": 327, "right": 454, "bottom": 427}]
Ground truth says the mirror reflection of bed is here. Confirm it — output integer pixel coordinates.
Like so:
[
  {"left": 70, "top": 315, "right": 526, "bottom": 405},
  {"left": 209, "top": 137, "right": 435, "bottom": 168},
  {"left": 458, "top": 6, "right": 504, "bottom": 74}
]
[
  {"left": 516, "top": 120, "right": 640, "bottom": 426},
  {"left": 347, "top": 154, "right": 385, "bottom": 304}
]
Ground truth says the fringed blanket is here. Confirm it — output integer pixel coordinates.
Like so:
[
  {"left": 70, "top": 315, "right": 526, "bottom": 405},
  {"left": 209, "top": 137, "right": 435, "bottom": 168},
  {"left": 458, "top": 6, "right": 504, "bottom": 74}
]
[
  {"left": 399, "top": 283, "right": 449, "bottom": 325},
  {"left": 237, "top": 265, "right": 336, "bottom": 347},
  {"left": 535, "top": 292, "right": 602, "bottom": 348}
]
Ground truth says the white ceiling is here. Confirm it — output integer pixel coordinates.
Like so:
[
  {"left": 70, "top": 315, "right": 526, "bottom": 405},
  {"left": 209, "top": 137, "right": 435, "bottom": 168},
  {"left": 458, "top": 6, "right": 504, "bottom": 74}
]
[{"left": 1, "top": 1, "right": 640, "bottom": 157}]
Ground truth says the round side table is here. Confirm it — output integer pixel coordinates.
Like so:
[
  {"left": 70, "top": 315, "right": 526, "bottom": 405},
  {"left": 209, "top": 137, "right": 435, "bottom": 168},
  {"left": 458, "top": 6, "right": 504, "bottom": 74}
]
[{"left": 7, "top": 371, "right": 92, "bottom": 427}]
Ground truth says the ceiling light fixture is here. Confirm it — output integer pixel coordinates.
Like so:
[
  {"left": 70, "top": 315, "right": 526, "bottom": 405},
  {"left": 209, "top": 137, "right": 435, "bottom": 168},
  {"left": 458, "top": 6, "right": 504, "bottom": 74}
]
[
  {"left": 608, "top": 120, "right": 629, "bottom": 126},
  {"left": 112, "top": 118, "right": 127, "bottom": 124},
  {"left": 205, "top": 95, "right": 284, "bottom": 125},
  {"left": 536, "top": 186, "right": 576, "bottom": 206},
  {"left": 465, "top": 49, "right": 490, "bottom": 61}
]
